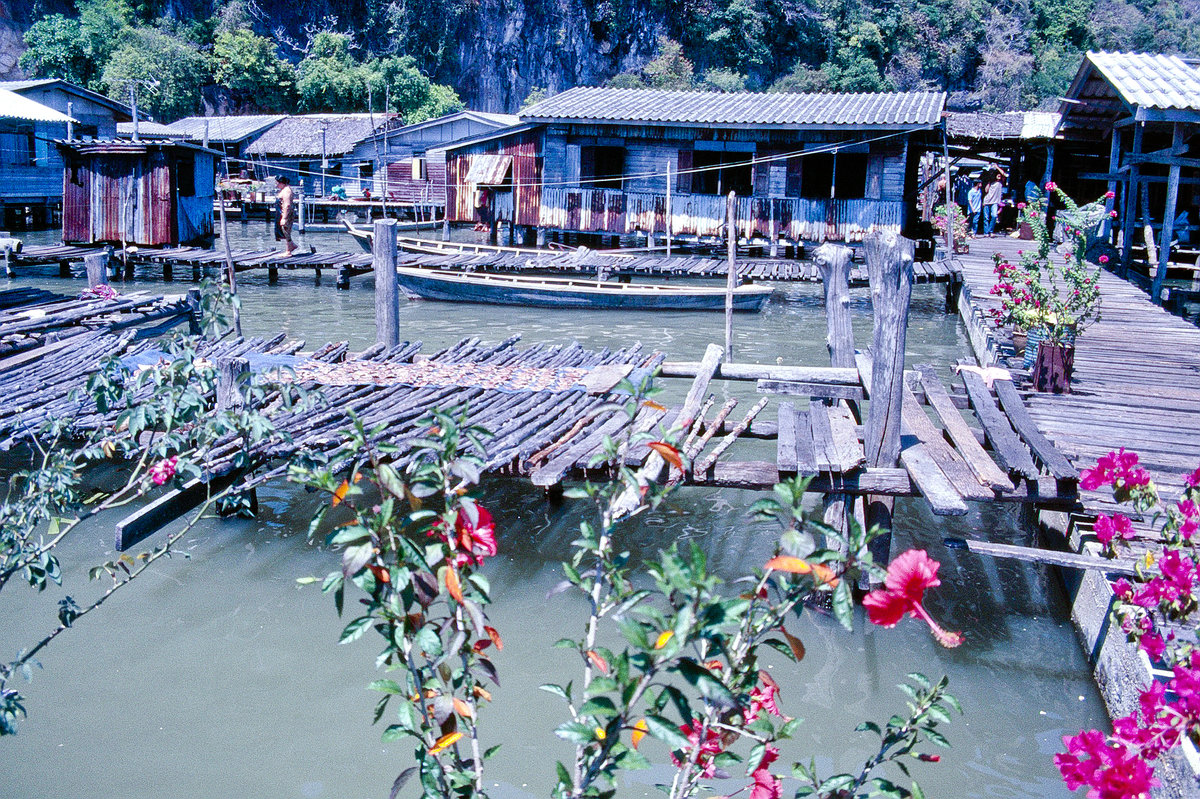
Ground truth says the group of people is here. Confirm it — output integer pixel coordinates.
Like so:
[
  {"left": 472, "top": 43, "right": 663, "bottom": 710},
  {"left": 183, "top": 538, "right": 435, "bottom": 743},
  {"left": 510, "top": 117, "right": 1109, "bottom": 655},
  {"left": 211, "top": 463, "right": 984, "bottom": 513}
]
[{"left": 954, "top": 168, "right": 1009, "bottom": 237}]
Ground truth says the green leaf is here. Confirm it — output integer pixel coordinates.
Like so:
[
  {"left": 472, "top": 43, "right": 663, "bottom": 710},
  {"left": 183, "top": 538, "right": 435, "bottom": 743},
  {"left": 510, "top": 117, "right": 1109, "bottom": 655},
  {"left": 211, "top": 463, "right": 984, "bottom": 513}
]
[
  {"left": 295, "top": 576, "right": 320, "bottom": 585},
  {"left": 677, "top": 658, "right": 737, "bottom": 711},
  {"left": 924, "top": 728, "right": 951, "bottom": 748},
  {"left": 414, "top": 627, "right": 442, "bottom": 659},
  {"left": 539, "top": 683, "right": 570, "bottom": 701},
  {"left": 580, "top": 697, "right": 618, "bottom": 718},
  {"left": 643, "top": 714, "right": 690, "bottom": 750},
  {"left": 585, "top": 676, "right": 618, "bottom": 697},
  {"left": 555, "top": 721, "right": 597, "bottom": 745},
  {"left": 381, "top": 724, "right": 412, "bottom": 743},
  {"left": 369, "top": 679, "right": 405, "bottom": 695},
  {"left": 339, "top": 615, "right": 372, "bottom": 644}
]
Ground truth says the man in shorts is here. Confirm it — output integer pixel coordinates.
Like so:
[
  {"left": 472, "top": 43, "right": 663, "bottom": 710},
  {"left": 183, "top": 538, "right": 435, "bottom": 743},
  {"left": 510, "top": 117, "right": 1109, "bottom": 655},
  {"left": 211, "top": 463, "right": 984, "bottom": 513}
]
[{"left": 274, "top": 176, "right": 297, "bottom": 256}]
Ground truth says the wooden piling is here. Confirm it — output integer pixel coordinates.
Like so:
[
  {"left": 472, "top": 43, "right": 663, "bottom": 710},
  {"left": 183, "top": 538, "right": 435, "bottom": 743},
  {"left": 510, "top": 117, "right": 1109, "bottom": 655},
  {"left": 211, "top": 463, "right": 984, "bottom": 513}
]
[
  {"left": 216, "top": 357, "right": 249, "bottom": 410},
  {"left": 1151, "top": 123, "right": 1185, "bottom": 305},
  {"left": 812, "top": 243, "right": 855, "bottom": 369},
  {"left": 336, "top": 266, "right": 351, "bottom": 290},
  {"left": 84, "top": 252, "right": 108, "bottom": 289},
  {"left": 374, "top": 218, "right": 400, "bottom": 348},
  {"left": 725, "top": 191, "right": 736, "bottom": 361},
  {"left": 862, "top": 231, "right": 915, "bottom": 572},
  {"left": 186, "top": 288, "right": 202, "bottom": 335}
]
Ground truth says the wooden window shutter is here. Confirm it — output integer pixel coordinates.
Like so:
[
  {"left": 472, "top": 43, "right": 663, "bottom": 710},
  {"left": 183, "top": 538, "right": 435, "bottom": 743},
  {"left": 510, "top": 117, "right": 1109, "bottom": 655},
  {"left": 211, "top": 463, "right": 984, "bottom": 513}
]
[
  {"left": 785, "top": 156, "right": 802, "bottom": 198},
  {"left": 579, "top": 146, "right": 596, "bottom": 183},
  {"left": 753, "top": 151, "right": 770, "bottom": 196},
  {"left": 676, "top": 149, "right": 692, "bottom": 194}
]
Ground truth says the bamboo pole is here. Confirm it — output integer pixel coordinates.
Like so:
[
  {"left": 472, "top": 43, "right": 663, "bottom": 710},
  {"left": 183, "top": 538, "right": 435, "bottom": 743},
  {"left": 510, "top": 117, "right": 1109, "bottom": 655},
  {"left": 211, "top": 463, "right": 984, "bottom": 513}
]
[
  {"left": 665, "top": 159, "right": 672, "bottom": 258},
  {"left": 219, "top": 158, "right": 242, "bottom": 336}
]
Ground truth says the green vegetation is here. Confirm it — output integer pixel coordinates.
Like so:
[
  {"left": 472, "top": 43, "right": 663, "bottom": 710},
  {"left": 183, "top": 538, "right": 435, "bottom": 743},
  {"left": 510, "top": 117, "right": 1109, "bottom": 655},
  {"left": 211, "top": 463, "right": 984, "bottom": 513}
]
[{"left": 14, "top": 0, "right": 1200, "bottom": 116}]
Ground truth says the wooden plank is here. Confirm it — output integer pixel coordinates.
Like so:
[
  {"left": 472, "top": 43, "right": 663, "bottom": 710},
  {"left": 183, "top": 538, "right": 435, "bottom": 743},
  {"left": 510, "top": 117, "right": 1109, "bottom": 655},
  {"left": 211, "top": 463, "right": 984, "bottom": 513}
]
[
  {"left": 957, "top": 368, "right": 1039, "bottom": 480},
  {"left": 899, "top": 442, "right": 969, "bottom": 515},
  {"left": 776, "top": 400, "right": 798, "bottom": 473},
  {"left": 530, "top": 410, "right": 632, "bottom": 486},
  {"left": 706, "top": 463, "right": 914, "bottom": 493},
  {"left": 808, "top": 401, "right": 837, "bottom": 471},
  {"left": 793, "top": 408, "right": 817, "bottom": 475},
  {"left": 827, "top": 402, "right": 866, "bottom": 472},
  {"left": 659, "top": 361, "right": 859, "bottom": 385},
  {"left": 915, "top": 364, "right": 1012, "bottom": 491},
  {"left": 949, "top": 538, "right": 1140, "bottom": 576},
  {"left": 901, "top": 387, "right": 993, "bottom": 500},
  {"left": 756, "top": 379, "right": 864, "bottom": 401},
  {"left": 115, "top": 470, "right": 245, "bottom": 550},
  {"left": 993, "top": 378, "right": 1077, "bottom": 482}
]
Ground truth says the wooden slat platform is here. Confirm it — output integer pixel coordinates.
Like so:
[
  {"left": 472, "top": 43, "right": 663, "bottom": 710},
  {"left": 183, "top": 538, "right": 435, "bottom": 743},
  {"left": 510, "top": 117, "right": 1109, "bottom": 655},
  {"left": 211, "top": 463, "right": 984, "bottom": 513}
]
[
  {"left": 12, "top": 241, "right": 960, "bottom": 286},
  {"left": 954, "top": 235, "right": 1200, "bottom": 533}
]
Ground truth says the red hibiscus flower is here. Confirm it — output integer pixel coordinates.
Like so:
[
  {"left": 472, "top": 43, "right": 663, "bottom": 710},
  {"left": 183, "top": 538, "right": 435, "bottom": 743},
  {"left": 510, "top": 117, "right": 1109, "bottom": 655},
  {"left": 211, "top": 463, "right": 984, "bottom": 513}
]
[
  {"left": 863, "top": 550, "right": 962, "bottom": 648},
  {"left": 455, "top": 505, "right": 497, "bottom": 566}
]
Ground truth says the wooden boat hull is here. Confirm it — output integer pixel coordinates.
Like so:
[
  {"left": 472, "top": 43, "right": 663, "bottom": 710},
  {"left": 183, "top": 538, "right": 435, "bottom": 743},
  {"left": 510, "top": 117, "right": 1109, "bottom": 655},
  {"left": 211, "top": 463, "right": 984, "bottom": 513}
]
[{"left": 393, "top": 268, "right": 772, "bottom": 312}]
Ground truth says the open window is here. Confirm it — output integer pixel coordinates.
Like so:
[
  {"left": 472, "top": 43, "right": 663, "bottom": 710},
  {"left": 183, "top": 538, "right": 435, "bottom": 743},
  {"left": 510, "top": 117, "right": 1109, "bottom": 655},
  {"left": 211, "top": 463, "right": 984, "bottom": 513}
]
[
  {"left": 580, "top": 145, "right": 625, "bottom": 190},
  {"left": 691, "top": 150, "right": 753, "bottom": 196},
  {"left": 800, "top": 152, "right": 868, "bottom": 199}
]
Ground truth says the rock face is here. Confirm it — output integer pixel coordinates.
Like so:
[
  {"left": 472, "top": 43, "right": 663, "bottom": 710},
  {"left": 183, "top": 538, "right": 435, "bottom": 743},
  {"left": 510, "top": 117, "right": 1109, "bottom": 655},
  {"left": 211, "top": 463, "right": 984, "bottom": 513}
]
[
  {"left": 0, "top": 21, "right": 26, "bottom": 80},
  {"left": 446, "top": 0, "right": 667, "bottom": 112}
]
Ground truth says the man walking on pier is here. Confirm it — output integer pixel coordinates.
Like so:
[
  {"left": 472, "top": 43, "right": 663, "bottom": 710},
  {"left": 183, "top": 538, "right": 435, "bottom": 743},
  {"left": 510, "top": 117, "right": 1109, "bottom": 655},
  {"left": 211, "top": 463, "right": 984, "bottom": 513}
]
[{"left": 274, "top": 176, "right": 297, "bottom": 257}]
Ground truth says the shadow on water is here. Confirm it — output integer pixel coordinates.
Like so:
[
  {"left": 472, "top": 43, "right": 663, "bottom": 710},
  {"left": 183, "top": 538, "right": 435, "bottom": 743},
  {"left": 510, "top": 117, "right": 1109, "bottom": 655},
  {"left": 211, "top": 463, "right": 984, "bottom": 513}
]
[{"left": 0, "top": 228, "right": 1106, "bottom": 799}]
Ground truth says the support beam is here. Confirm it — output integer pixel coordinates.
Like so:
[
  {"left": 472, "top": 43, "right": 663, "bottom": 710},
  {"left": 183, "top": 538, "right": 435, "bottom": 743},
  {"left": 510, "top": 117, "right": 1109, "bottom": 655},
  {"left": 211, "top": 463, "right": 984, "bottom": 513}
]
[
  {"left": 1120, "top": 123, "right": 1143, "bottom": 277},
  {"left": 374, "top": 218, "right": 400, "bottom": 347},
  {"left": 84, "top": 251, "right": 108, "bottom": 289},
  {"left": 1152, "top": 123, "right": 1185, "bottom": 305}
]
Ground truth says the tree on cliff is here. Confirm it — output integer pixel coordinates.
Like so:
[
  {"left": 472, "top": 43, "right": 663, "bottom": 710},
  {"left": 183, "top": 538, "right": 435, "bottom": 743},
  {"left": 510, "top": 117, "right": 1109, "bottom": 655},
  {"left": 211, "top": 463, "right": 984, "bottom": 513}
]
[
  {"left": 213, "top": 28, "right": 295, "bottom": 113},
  {"left": 101, "top": 28, "right": 212, "bottom": 120}
]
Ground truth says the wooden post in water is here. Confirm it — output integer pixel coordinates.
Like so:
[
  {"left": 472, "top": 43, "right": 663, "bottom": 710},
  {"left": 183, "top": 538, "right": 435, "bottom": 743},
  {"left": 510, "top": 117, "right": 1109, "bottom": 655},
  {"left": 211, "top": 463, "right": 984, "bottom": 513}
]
[
  {"left": 725, "top": 190, "right": 736, "bottom": 361},
  {"left": 218, "top": 159, "right": 242, "bottom": 336},
  {"left": 84, "top": 251, "right": 108, "bottom": 289},
  {"left": 1152, "top": 123, "right": 1185, "bottom": 305},
  {"left": 374, "top": 218, "right": 400, "bottom": 348},
  {"left": 863, "top": 231, "right": 915, "bottom": 574},
  {"left": 186, "top": 287, "right": 202, "bottom": 335},
  {"left": 814, "top": 242, "right": 858, "bottom": 555},
  {"left": 216, "top": 357, "right": 249, "bottom": 410}
]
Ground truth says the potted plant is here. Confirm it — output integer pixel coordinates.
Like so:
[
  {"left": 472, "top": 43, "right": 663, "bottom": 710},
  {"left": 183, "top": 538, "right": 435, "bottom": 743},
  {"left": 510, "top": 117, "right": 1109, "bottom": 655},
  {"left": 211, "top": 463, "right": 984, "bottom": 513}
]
[
  {"left": 987, "top": 254, "right": 1041, "bottom": 358},
  {"left": 933, "top": 203, "right": 971, "bottom": 253},
  {"left": 1009, "top": 185, "right": 1107, "bottom": 392}
]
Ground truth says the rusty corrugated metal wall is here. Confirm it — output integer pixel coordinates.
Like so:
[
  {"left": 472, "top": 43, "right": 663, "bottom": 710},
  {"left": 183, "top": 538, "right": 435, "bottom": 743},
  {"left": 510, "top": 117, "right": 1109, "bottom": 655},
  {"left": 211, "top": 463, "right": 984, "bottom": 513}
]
[{"left": 445, "top": 130, "right": 543, "bottom": 226}]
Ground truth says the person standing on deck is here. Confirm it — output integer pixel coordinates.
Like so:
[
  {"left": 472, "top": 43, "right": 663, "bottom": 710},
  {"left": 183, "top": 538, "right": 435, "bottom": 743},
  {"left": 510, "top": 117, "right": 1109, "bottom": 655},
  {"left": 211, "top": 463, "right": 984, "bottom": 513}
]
[
  {"left": 274, "top": 176, "right": 298, "bottom": 256},
  {"left": 967, "top": 179, "right": 983, "bottom": 236},
  {"left": 982, "top": 171, "right": 1005, "bottom": 236}
]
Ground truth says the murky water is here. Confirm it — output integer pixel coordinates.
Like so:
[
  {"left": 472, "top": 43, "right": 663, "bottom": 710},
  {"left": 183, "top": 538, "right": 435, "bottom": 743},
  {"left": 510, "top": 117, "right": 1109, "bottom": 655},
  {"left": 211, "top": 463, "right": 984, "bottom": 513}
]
[{"left": 1, "top": 225, "right": 1106, "bottom": 799}]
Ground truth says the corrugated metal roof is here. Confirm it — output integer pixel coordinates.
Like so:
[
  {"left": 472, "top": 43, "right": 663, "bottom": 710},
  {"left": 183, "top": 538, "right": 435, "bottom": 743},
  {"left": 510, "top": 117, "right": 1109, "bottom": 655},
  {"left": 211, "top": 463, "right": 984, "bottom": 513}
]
[
  {"left": 0, "top": 88, "right": 76, "bottom": 123},
  {"left": 465, "top": 154, "right": 513, "bottom": 184},
  {"left": 1085, "top": 51, "right": 1200, "bottom": 110},
  {"left": 521, "top": 87, "right": 945, "bottom": 127},
  {"left": 164, "top": 115, "right": 286, "bottom": 143},
  {"left": 244, "top": 114, "right": 393, "bottom": 156},
  {"left": 0, "top": 79, "right": 132, "bottom": 116},
  {"left": 117, "top": 121, "right": 186, "bottom": 138}
]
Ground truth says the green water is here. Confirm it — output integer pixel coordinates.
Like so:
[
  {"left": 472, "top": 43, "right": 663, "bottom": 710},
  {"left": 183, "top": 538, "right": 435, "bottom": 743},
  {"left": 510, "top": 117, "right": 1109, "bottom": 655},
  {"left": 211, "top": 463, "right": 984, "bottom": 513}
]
[{"left": 1, "top": 226, "right": 1106, "bottom": 799}]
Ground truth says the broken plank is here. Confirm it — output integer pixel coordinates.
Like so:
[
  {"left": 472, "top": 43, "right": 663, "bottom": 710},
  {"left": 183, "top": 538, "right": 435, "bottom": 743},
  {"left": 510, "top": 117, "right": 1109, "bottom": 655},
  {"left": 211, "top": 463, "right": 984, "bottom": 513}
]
[
  {"left": 827, "top": 402, "right": 866, "bottom": 472},
  {"left": 993, "top": 378, "right": 1077, "bottom": 482},
  {"left": 115, "top": 469, "right": 245, "bottom": 551},
  {"left": 777, "top": 400, "right": 798, "bottom": 473},
  {"left": 915, "top": 364, "right": 1012, "bottom": 492},
  {"left": 794, "top": 408, "right": 818, "bottom": 475},
  {"left": 949, "top": 538, "right": 1140, "bottom": 576},
  {"left": 899, "top": 442, "right": 969, "bottom": 515},
  {"left": 901, "top": 387, "right": 993, "bottom": 500},
  {"left": 757, "top": 379, "right": 864, "bottom": 401},
  {"left": 808, "top": 401, "right": 838, "bottom": 471},
  {"left": 530, "top": 410, "right": 632, "bottom": 486},
  {"left": 958, "top": 368, "right": 1039, "bottom": 480}
]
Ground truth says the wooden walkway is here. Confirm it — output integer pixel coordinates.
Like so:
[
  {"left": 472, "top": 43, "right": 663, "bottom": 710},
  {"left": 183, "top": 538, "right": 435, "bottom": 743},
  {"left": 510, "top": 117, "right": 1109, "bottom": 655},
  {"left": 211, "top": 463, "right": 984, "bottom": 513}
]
[
  {"left": 954, "top": 235, "right": 1200, "bottom": 522},
  {"left": 11, "top": 241, "right": 961, "bottom": 287}
]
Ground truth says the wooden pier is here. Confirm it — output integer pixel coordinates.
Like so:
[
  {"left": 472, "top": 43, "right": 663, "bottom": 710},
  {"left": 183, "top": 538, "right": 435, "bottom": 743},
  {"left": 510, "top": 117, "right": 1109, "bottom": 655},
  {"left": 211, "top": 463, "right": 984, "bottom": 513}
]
[{"left": 9, "top": 238, "right": 961, "bottom": 289}]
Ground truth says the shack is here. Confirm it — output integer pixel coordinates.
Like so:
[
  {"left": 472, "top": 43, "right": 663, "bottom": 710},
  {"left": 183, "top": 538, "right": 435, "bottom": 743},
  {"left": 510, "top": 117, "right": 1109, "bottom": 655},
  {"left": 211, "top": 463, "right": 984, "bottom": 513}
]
[
  {"left": 242, "top": 114, "right": 391, "bottom": 196},
  {"left": 347, "top": 110, "right": 518, "bottom": 208},
  {"left": 1057, "top": 51, "right": 1200, "bottom": 303},
  {"left": 57, "top": 139, "right": 218, "bottom": 247},
  {"left": 443, "top": 87, "right": 945, "bottom": 248},
  {"left": 0, "top": 88, "right": 76, "bottom": 228}
]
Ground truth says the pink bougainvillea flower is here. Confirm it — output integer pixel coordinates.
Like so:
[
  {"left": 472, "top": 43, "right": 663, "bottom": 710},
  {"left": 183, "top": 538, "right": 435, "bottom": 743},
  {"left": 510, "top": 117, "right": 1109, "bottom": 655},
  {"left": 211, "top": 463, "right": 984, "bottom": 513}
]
[
  {"left": 1045, "top": 181, "right": 1058, "bottom": 191},
  {"left": 863, "top": 550, "right": 962, "bottom": 648},
  {"left": 1105, "top": 191, "right": 1116, "bottom": 199},
  {"left": 1099, "top": 255, "right": 1109, "bottom": 264},
  {"left": 1094, "top": 513, "right": 1134, "bottom": 545},
  {"left": 1185, "top": 466, "right": 1200, "bottom": 489},
  {"left": 149, "top": 456, "right": 178, "bottom": 486},
  {"left": 454, "top": 505, "right": 497, "bottom": 565}
]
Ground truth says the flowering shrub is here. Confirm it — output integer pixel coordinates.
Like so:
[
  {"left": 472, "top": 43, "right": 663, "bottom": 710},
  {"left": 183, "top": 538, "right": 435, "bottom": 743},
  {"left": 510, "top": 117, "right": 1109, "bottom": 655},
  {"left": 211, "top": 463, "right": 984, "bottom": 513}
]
[
  {"left": 933, "top": 203, "right": 969, "bottom": 243},
  {"left": 299, "top": 382, "right": 964, "bottom": 799},
  {"left": 988, "top": 185, "right": 1106, "bottom": 345},
  {"left": 1056, "top": 450, "right": 1200, "bottom": 798}
]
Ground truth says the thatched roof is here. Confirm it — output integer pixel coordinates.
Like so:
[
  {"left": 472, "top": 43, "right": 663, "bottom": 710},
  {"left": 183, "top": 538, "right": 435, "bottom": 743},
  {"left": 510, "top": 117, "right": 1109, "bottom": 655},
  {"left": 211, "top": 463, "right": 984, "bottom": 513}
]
[
  {"left": 244, "top": 114, "right": 393, "bottom": 157},
  {"left": 946, "top": 111, "right": 1060, "bottom": 141}
]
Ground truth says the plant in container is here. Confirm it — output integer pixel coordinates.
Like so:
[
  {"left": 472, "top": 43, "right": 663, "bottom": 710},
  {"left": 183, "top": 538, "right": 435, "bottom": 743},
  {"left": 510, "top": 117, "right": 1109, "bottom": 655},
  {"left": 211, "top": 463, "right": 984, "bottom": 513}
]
[{"left": 933, "top": 203, "right": 970, "bottom": 252}]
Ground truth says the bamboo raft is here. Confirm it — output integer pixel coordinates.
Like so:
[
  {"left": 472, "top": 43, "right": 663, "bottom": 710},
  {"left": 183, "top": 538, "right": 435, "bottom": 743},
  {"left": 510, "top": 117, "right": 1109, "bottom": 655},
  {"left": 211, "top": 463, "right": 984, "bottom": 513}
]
[{"left": 0, "top": 286, "right": 194, "bottom": 360}]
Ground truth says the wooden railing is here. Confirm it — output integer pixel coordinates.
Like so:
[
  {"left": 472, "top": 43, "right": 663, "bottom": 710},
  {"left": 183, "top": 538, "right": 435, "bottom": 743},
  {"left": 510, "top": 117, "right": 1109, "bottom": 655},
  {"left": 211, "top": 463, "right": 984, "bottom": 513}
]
[{"left": 539, "top": 187, "right": 903, "bottom": 242}]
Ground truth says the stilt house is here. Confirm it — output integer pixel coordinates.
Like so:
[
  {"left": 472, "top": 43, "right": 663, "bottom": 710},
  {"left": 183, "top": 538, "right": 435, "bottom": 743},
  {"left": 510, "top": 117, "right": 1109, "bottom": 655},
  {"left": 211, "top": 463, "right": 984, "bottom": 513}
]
[
  {"left": 1056, "top": 52, "right": 1200, "bottom": 300},
  {"left": 442, "top": 87, "right": 945, "bottom": 245},
  {"left": 57, "top": 139, "right": 218, "bottom": 247}
]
